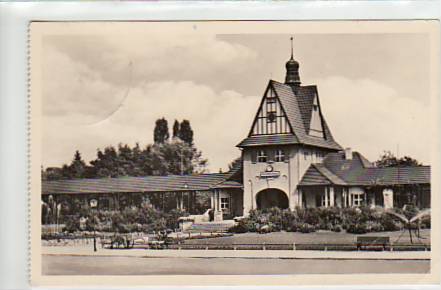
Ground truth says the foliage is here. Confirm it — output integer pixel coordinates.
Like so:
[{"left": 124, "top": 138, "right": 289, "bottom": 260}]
[
  {"left": 298, "top": 223, "right": 316, "bottom": 233},
  {"left": 230, "top": 207, "right": 406, "bottom": 235},
  {"left": 228, "top": 156, "right": 242, "bottom": 171},
  {"left": 44, "top": 140, "right": 208, "bottom": 179},
  {"left": 228, "top": 221, "right": 249, "bottom": 233},
  {"left": 154, "top": 117, "right": 170, "bottom": 144},
  {"left": 346, "top": 223, "right": 368, "bottom": 234},
  {"left": 177, "top": 119, "right": 194, "bottom": 145},
  {"left": 376, "top": 151, "right": 421, "bottom": 167},
  {"left": 172, "top": 119, "right": 180, "bottom": 138},
  {"left": 56, "top": 205, "right": 189, "bottom": 234}
]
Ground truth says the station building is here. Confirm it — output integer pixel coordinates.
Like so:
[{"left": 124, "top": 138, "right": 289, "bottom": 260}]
[{"left": 42, "top": 45, "right": 431, "bottom": 220}]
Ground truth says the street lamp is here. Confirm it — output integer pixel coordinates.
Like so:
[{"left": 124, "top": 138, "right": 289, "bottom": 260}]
[{"left": 90, "top": 199, "right": 98, "bottom": 252}]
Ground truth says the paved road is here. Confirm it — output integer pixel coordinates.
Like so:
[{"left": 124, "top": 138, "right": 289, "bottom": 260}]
[{"left": 43, "top": 255, "right": 430, "bottom": 275}]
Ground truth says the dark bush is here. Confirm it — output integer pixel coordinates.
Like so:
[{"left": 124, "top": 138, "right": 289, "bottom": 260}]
[
  {"left": 332, "top": 225, "right": 342, "bottom": 232},
  {"left": 346, "top": 223, "right": 368, "bottom": 234},
  {"left": 298, "top": 223, "right": 316, "bottom": 233},
  {"left": 421, "top": 216, "right": 431, "bottom": 229},
  {"left": 228, "top": 222, "right": 249, "bottom": 233},
  {"left": 379, "top": 214, "right": 399, "bottom": 231},
  {"left": 64, "top": 215, "right": 80, "bottom": 233}
]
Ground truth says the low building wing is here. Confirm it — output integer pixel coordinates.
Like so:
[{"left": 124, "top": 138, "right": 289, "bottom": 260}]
[
  {"left": 299, "top": 150, "right": 430, "bottom": 187},
  {"left": 42, "top": 173, "right": 241, "bottom": 195}
]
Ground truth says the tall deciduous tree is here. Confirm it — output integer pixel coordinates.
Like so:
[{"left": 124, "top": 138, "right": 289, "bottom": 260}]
[
  {"left": 376, "top": 151, "right": 421, "bottom": 167},
  {"left": 154, "top": 118, "right": 170, "bottom": 144},
  {"left": 59, "top": 150, "right": 88, "bottom": 179},
  {"left": 228, "top": 156, "right": 242, "bottom": 171},
  {"left": 178, "top": 119, "right": 193, "bottom": 145}
]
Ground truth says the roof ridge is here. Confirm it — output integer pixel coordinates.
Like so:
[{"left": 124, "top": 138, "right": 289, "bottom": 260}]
[{"left": 312, "top": 164, "right": 347, "bottom": 185}]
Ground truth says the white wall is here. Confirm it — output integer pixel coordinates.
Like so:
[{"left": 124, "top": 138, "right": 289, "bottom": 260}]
[{"left": 243, "top": 145, "right": 329, "bottom": 215}]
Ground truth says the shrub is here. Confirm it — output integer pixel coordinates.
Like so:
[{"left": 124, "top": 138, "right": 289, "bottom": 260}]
[
  {"left": 228, "top": 222, "right": 249, "bottom": 233},
  {"left": 298, "top": 223, "right": 316, "bottom": 233},
  {"left": 421, "top": 216, "right": 431, "bottom": 229},
  {"left": 346, "top": 223, "right": 368, "bottom": 234},
  {"left": 332, "top": 225, "right": 342, "bottom": 232},
  {"left": 379, "top": 214, "right": 399, "bottom": 231},
  {"left": 368, "top": 222, "right": 384, "bottom": 232},
  {"left": 64, "top": 215, "right": 80, "bottom": 233}
]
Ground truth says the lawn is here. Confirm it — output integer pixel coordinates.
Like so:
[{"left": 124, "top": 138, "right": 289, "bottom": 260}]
[{"left": 183, "top": 229, "right": 430, "bottom": 246}]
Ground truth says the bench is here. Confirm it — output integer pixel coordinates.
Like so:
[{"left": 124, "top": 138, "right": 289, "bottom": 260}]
[{"left": 356, "top": 236, "right": 390, "bottom": 251}]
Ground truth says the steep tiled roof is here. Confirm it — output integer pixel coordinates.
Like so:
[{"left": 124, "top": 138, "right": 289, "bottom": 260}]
[
  {"left": 237, "top": 134, "right": 299, "bottom": 147},
  {"left": 298, "top": 166, "right": 332, "bottom": 186},
  {"left": 238, "top": 80, "right": 342, "bottom": 150},
  {"left": 299, "top": 151, "right": 430, "bottom": 186},
  {"left": 42, "top": 173, "right": 240, "bottom": 195},
  {"left": 313, "top": 164, "right": 347, "bottom": 185}
]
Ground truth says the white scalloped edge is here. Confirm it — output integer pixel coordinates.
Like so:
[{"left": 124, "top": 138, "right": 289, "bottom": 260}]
[{"left": 27, "top": 20, "right": 32, "bottom": 285}]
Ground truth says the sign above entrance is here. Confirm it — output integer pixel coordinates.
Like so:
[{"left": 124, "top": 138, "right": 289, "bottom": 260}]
[{"left": 260, "top": 171, "right": 281, "bottom": 178}]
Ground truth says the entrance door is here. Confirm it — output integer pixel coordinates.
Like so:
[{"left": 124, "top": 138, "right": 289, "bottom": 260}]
[{"left": 256, "top": 188, "right": 289, "bottom": 209}]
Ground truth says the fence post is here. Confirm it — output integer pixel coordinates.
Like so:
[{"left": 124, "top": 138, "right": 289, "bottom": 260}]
[
  {"left": 292, "top": 243, "right": 296, "bottom": 251},
  {"left": 262, "top": 243, "right": 266, "bottom": 251},
  {"left": 390, "top": 243, "right": 393, "bottom": 252},
  {"left": 205, "top": 243, "right": 209, "bottom": 250}
]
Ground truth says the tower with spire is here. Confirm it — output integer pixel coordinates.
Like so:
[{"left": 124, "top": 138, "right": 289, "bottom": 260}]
[
  {"left": 237, "top": 37, "right": 342, "bottom": 215},
  {"left": 285, "top": 37, "right": 301, "bottom": 86}
]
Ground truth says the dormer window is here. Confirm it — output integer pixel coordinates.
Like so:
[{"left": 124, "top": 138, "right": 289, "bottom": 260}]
[
  {"left": 257, "top": 150, "right": 267, "bottom": 163},
  {"left": 309, "top": 95, "right": 324, "bottom": 138}
]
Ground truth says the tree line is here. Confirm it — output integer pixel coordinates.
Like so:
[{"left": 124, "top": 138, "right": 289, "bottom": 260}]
[{"left": 42, "top": 119, "right": 207, "bottom": 180}]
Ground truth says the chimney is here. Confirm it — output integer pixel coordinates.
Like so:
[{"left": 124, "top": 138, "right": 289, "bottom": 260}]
[{"left": 344, "top": 148, "right": 352, "bottom": 160}]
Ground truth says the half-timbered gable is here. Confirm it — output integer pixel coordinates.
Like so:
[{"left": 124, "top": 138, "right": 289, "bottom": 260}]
[{"left": 250, "top": 83, "right": 292, "bottom": 136}]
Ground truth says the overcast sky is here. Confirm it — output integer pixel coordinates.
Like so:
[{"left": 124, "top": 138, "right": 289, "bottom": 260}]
[{"left": 41, "top": 30, "right": 431, "bottom": 172}]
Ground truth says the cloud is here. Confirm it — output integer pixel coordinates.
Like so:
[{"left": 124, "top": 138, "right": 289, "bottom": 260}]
[
  {"left": 318, "top": 76, "right": 430, "bottom": 164},
  {"left": 41, "top": 33, "right": 431, "bottom": 172},
  {"left": 43, "top": 80, "right": 259, "bottom": 172},
  {"left": 44, "top": 34, "right": 259, "bottom": 91}
]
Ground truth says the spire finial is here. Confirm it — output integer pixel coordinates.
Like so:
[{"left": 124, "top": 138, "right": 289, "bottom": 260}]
[{"left": 290, "top": 36, "right": 293, "bottom": 60}]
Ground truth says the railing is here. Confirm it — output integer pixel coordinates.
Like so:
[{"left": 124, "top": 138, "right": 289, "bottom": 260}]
[{"left": 166, "top": 242, "right": 430, "bottom": 252}]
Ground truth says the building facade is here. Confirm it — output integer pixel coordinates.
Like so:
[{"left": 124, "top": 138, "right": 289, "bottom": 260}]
[{"left": 42, "top": 44, "right": 431, "bottom": 221}]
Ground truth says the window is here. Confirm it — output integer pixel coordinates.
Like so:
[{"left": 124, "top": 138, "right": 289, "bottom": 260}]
[
  {"left": 304, "top": 150, "right": 309, "bottom": 160},
  {"left": 220, "top": 197, "right": 230, "bottom": 211},
  {"left": 321, "top": 194, "right": 328, "bottom": 207},
  {"left": 320, "top": 191, "right": 330, "bottom": 207},
  {"left": 257, "top": 150, "right": 267, "bottom": 163},
  {"left": 275, "top": 149, "right": 285, "bottom": 162},
  {"left": 266, "top": 97, "right": 276, "bottom": 104},
  {"left": 352, "top": 193, "right": 363, "bottom": 207},
  {"left": 267, "top": 111, "right": 276, "bottom": 123}
]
